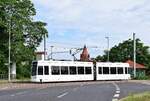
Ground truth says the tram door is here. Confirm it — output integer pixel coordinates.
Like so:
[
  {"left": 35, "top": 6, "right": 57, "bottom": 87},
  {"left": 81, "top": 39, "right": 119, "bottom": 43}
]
[{"left": 93, "top": 63, "right": 97, "bottom": 81}]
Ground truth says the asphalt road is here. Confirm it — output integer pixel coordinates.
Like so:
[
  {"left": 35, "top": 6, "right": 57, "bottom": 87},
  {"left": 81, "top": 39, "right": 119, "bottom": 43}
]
[{"left": 0, "top": 81, "right": 150, "bottom": 101}]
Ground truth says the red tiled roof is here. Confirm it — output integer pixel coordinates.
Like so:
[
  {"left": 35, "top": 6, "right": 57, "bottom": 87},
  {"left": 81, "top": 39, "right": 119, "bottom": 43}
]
[{"left": 125, "top": 60, "right": 146, "bottom": 69}]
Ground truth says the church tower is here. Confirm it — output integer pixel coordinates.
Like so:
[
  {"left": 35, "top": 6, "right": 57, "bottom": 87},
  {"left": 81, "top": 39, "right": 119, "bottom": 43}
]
[{"left": 80, "top": 45, "right": 90, "bottom": 61}]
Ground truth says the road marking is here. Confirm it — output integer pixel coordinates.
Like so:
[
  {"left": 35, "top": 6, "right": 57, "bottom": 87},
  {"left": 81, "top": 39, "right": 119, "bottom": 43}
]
[
  {"left": 57, "top": 92, "right": 68, "bottom": 98},
  {"left": 16, "top": 91, "right": 27, "bottom": 95},
  {"left": 112, "top": 83, "right": 120, "bottom": 101},
  {"left": 113, "top": 83, "right": 120, "bottom": 91},
  {"left": 116, "top": 90, "right": 120, "bottom": 94},
  {"left": 116, "top": 88, "right": 120, "bottom": 91},
  {"left": 10, "top": 94, "right": 15, "bottom": 97},
  {"left": 114, "top": 94, "right": 119, "bottom": 98},
  {"left": 112, "top": 98, "right": 118, "bottom": 101},
  {"left": 10, "top": 91, "right": 27, "bottom": 97}
]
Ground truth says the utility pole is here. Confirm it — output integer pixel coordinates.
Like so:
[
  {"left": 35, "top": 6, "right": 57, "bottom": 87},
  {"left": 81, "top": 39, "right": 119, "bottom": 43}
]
[
  {"left": 8, "top": 7, "right": 12, "bottom": 82},
  {"left": 8, "top": 19, "right": 11, "bottom": 82},
  {"left": 50, "top": 46, "right": 54, "bottom": 59},
  {"left": 105, "top": 37, "right": 109, "bottom": 62},
  {"left": 44, "top": 35, "right": 46, "bottom": 60},
  {"left": 133, "top": 33, "right": 136, "bottom": 78}
]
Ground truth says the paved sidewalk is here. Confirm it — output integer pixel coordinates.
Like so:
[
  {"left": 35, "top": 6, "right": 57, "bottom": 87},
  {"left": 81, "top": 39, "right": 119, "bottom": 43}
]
[
  {"left": 0, "top": 83, "right": 49, "bottom": 90},
  {"left": 129, "top": 80, "right": 150, "bottom": 85},
  {"left": 0, "top": 81, "right": 114, "bottom": 90},
  {"left": 0, "top": 80, "right": 150, "bottom": 91}
]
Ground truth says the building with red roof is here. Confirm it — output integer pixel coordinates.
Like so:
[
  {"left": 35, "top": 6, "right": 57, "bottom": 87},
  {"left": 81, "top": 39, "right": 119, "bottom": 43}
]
[
  {"left": 126, "top": 60, "right": 146, "bottom": 69},
  {"left": 125, "top": 60, "right": 147, "bottom": 77}
]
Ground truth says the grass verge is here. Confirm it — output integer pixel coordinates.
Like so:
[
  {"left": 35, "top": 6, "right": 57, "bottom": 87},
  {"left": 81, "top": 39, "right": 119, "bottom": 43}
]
[
  {"left": 0, "top": 80, "right": 9, "bottom": 84},
  {"left": 0, "top": 79, "right": 31, "bottom": 84},
  {"left": 120, "top": 92, "right": 150, "bottom": 101}
]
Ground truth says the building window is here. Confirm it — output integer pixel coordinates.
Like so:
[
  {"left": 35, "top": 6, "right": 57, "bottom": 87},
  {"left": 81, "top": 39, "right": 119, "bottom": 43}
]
[
  {"left": 38, "top": 66, "right": 43, "bottom": 75},
  {"left": 98, "top": 67, "right": 102, "bottom": 74},
  {"left": 61, "top": 66, "right": 68, "bottom": 75},
  {"left": 77, "top": 66, "right": 84, "bottom": 74},
  {"left": 51, "top": 66, "right": 60, "bottom": 75},
  {"left": 69, "top": 66, "right": 77, "bottom": 75},
  {"left": 118, "top": 67, "right": 123, "bottom": 74},
  {"left": 110, "top": 67, "right": 116, "bottom": 74},
  {"left": 44, "top": 66, "right": 49, "bottom": 75},
  {"left": 103, "top": 67, "right": 109, "bottom": 74},
  {"left": 85, "top": 67, "right": 92, "bottom": 74}
]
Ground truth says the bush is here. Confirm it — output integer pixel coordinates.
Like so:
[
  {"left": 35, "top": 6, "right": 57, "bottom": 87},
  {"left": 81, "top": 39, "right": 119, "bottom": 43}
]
[
  {"left": 132, "top": 71, "right": 149, "bottom": 80},
  {"left": 16, "top": 64, "right": 31, "bottom": 79},
  {"left": 134, "top": 75, "right": 149, "bottom": 80}
]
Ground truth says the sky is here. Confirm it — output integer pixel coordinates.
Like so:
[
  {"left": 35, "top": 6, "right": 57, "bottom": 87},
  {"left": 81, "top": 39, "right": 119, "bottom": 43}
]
[{"left": 32, "top": 0, "right": 150, "bottom": 60}]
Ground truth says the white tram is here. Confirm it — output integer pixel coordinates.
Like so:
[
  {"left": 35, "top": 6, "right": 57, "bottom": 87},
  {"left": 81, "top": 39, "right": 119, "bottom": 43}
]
[
  {"left": 31, "top": 60, "right": 94, "bottom": 82},
  {"left": 96, "top": 62, "right": 130, "bottom": 80},
  {"left": 31, "top": 60, "right": 131, "bottom": 82}
]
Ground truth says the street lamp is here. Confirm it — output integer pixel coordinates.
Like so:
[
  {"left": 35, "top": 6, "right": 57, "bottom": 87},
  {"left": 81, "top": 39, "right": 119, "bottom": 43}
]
[
  {"left": 133, "top": 33, "right": 136, "bottom": 78},
  {"left": 105, "top": 37, "right": 109, "bottom": 62}
]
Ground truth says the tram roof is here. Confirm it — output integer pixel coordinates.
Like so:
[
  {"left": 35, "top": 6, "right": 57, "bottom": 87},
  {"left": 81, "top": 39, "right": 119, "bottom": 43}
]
[
  {"left": 96, "top": 62, "right": 129, "bottom": 67},
  {"left": 33, "top": 60, "right": 93, "bottom": 65}
]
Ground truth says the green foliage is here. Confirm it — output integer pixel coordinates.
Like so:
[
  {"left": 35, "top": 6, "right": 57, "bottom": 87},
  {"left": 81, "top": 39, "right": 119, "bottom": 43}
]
[
  {"left": 120, "top": 92, "right": 150, "bottom": 101},
  {"left": 0, "top": 0, "right": 48, "bottom": 78},
  {"left": 95, "top": 55, "right": 104, "bottom": 61},
  {"left": 16, "top": 62, "right": 31, "bottom": 79},
  {"left": 134, "top": 71, "right": 149, "bottom": 80},
  {"left": 96, "top": 39, "right": 150, "bottom": 69}
]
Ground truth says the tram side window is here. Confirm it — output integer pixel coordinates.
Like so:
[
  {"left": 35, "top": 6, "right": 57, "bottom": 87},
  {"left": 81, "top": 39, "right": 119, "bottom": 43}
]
[
  {"left": 103, "top": 67, "right": 109, "bottom": 74},
  {"left": 110, "top": 67, "right": 116, "bottom": 74},
  {"left": 32, "top": 62, "right": 37, "bottom": 76},
  {"left": 51, "top": 66, "right": 60, "bottom": 75},
  {"left": 69, "top": 66, "right": 77, "bottom": 75},
  {"left": 44, "top": 66, "right": 49, "bottom": 75},
  {"left": 98, "top": 67, "right": 102, "bottom": 74},
  {"left": 118, "top": 67, "right": 123, "bottom": 74},
  {"left": 61, "top": 66, "right": 68, "bottom": 75},
  {"left": 77, "top": 66, "right": 84, "bottom": 74},
  {"left": 85, "top": 67, "right": 92, "bottom": 74},
  {"left": 38, "top": 66, "right": 43, "bottom": 75},
  {"left": 125, "top": 67, "right": 128, "bottom": 74}
]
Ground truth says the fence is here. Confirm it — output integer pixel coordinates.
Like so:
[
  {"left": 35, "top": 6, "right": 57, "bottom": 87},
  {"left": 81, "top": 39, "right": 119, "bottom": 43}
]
[{"left": 0, "top": 74, "right": 8, "bottom": 80}]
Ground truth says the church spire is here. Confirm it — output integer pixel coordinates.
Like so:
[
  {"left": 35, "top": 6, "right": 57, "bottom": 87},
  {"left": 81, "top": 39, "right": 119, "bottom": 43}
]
[{"left": 80, "top": 45, "right": 90, "bottom": 61}]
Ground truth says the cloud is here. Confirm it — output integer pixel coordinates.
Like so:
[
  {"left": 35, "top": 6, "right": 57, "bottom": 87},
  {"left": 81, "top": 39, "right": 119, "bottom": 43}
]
[{"left": 32, "top": 0, "right": 150, "bottom": 59}]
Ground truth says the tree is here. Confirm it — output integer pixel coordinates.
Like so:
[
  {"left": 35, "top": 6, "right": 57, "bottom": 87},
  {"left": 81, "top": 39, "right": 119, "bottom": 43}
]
[
  {"left": 0, "top": 0, "right": 48, "bottom": 78},
  {"left": 0, "top": 21, "right": 8, "bottom": 74},
  {"left": 96, "top": 39, "right": 150, "bottom": 68}
]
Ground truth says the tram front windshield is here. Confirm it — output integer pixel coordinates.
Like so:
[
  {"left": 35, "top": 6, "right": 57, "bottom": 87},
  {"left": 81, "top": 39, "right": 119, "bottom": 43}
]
[{"left": 32, "top": 62, "right": 37, "bottom": 76}]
